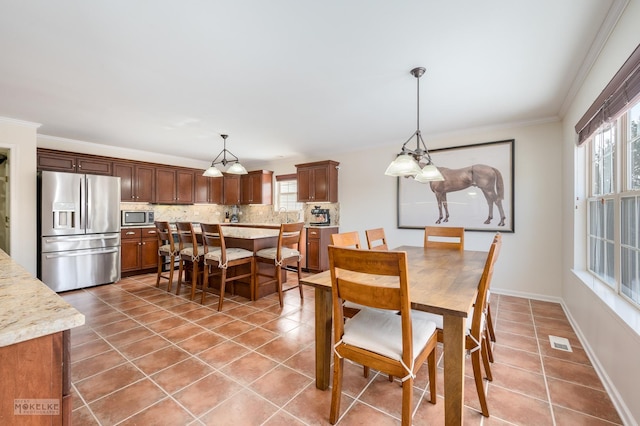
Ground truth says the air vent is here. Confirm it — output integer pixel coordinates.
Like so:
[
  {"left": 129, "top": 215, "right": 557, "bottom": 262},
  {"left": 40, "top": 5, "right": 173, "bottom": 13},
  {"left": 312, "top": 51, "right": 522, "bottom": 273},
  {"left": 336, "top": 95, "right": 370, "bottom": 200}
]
[{"left": 549, "top": 335, "right": 572, "bottom": 352}]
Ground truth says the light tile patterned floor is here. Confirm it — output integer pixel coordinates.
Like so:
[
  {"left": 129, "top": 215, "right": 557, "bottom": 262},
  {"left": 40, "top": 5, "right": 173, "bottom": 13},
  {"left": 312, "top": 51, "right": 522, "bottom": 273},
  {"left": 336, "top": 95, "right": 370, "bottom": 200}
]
[{"left": 62, "top": 273, "right": 622, "bottom": 425}]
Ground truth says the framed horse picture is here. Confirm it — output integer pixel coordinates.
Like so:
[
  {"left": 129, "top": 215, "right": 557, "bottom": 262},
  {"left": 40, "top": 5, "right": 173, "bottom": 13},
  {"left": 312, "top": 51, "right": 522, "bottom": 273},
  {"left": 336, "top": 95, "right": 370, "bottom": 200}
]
[{"left": 397, "top": 139, "right": 514, "bottom": 232}]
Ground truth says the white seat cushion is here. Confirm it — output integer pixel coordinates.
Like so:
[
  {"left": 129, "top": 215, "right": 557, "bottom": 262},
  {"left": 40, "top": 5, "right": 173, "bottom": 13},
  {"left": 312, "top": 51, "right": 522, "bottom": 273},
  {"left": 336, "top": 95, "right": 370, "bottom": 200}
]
[
  {"left": 158, "top": 244, "right": 178, "bottom": 256},
  {"left": 204, "top": 248, "right": 253, "bottom": 267},
  {"left": 180, "top": 245, "right": 205, "bottom": 259},
  {"left": 342, "top": 308, "right": 436, "bottom": 362},
  {"left": 411, "top": 308, "right": 483, "bottom": 336},
  {"left": 255, "top": 247, "right": 300, "bottom": 261}
]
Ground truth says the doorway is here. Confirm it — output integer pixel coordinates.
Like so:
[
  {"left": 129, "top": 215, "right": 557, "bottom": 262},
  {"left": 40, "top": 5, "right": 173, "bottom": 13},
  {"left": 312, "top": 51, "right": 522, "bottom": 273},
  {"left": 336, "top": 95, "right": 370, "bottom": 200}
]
[{"left": 0, "top": 148, "right": 9, "bottom": 254}]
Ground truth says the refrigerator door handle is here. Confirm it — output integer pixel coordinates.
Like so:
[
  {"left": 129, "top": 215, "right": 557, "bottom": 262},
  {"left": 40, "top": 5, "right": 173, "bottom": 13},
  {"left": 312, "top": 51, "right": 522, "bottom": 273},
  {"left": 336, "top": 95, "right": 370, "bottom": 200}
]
[
  {"left": 43, "top": 234, "right": 120, "bottom": 244},
  {"left": 44, "top": 248, "right": 119, "bottom": 259},
  {"left": 86, "top": 176, "right": 92, "bottom": 230},
  {"left": 79, "top": 176, "right": 87, "bottom": 231}
]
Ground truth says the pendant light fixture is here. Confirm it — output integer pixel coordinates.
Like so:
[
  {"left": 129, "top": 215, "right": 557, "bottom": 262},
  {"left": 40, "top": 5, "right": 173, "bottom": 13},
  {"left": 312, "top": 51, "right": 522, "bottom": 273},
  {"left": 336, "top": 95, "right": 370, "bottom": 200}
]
[
  {"left": 203, "top": 134, "right": 248, "bottom": 177},
  {"left": 385, "top": 67, "right": 444, "bottom": 182}
]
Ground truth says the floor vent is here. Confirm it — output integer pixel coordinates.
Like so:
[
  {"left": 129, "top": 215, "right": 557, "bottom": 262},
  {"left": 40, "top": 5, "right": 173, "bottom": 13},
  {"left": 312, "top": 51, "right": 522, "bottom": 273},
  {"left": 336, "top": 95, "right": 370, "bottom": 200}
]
[{"left": 549, "top": 335, "right": 572, "bottom": 352}]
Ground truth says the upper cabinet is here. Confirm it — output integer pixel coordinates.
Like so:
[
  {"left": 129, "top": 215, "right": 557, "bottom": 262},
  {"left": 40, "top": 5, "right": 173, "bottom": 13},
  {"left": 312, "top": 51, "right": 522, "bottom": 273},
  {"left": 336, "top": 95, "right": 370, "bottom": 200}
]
[
  {"left": 296, "top": 160, "right": 339, "bottom": 203},
  {"left": 37, "top": 149, "right": 113, "bottom": 175},
  {"left": 155, "top": 167, "right": 195, "bottom": 204},
  {"left": 113, "top": 162, "right": 155, "bottom": 203},
  {"left": 195, "top": 173, "right": 223, "bottom": 204},
  {"left": 240, "top": 170, "right": 273, "bottom": 205},
  {"left": 223, "top": 174, "right": 241, "bottom": 205}
]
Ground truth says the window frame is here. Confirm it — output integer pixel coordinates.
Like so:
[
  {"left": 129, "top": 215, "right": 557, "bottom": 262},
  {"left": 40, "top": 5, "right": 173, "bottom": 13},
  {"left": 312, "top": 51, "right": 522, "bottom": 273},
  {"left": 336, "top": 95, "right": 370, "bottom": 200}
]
[{"left": 274, "top": 174, "right": 303, "bottom": 213}]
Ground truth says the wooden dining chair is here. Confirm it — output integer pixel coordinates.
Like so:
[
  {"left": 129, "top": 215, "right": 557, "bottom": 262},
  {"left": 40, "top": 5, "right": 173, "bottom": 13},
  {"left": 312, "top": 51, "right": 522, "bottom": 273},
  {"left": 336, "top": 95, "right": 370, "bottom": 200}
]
[
  {"left": 328, "top": 246, "right": 438, "bottom": 426},
  {"left": 174, "top": 222, "right": 205, "bottom": 301},
  {"left": 154, "top": 221, "right": 178, "bottom": 292},
  {"left": 485, "top": 233, "right": 502, "bottom": 346},
  {"left": 424, "top": 226, "right": 464, "bottom": 250},
  {"left": 365, "top": 228, "right": 388, "bottom": 250},
  {"left": 200, "top": 223, "right": 255, "bottom": 310},
  {"left": 413, "top": 235, "right": 502, "bottom": 417},
  {"left": 330, "top": 231, "right": 361, "bottom": 249},
  {"left": 255, "top": 222, "right": 305, "bottom": 308}
]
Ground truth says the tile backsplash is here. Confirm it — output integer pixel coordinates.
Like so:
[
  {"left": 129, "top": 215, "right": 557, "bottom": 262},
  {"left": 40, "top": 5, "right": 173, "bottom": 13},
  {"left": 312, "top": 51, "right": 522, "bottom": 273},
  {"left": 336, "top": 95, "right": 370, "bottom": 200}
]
[{"left": 120, "top": 203, "right": 339, "bottom": 225}]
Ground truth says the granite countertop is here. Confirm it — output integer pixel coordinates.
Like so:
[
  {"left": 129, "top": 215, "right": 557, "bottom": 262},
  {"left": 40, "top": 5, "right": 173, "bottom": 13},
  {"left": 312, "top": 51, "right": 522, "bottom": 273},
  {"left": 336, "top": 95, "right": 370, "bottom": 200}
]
[
  {"left": 0, "top": 250, "right": 85, "bottom": 347},
  {"left": 220, "top": 225, "right": 280, "bottom": 239}
]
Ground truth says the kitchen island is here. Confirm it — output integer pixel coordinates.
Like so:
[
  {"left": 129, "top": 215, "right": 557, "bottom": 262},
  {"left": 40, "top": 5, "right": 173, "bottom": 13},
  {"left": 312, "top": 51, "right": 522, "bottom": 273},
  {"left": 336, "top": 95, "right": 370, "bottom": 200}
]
[{"left": 0, "top": 249, "right": 85, "bottom": 425}]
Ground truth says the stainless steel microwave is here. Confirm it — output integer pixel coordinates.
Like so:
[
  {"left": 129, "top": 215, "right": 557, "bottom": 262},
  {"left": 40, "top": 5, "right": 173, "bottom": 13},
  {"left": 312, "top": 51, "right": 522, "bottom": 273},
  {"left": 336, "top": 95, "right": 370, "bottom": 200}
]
[{"left": 121, "top": 210, "right": 155, "bottom": 226}]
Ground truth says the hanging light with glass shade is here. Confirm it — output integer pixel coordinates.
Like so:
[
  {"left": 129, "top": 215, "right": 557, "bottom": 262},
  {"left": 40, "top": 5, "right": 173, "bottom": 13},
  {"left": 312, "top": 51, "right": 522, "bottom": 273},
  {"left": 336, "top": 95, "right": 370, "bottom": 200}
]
[
  {"left": 385, "top": 67, "right": 444, "bottom": 182},
  {"left": 203, "top": 134, "right": 248, "bottom": 177}
]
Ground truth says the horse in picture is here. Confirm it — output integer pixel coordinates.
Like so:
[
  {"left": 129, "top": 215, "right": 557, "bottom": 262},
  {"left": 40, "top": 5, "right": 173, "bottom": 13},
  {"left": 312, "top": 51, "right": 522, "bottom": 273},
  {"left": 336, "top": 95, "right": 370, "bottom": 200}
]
[{"left": 429, "top": 164, "right": 506, "bottom": 226}]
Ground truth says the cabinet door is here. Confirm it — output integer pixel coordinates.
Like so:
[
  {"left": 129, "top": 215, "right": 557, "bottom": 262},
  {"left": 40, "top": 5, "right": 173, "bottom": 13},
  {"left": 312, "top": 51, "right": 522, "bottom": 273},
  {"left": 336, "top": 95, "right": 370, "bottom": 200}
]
[
  {"left": 307, "top": 235, "right": 320, "bottom": 271},
  {"left": 76, "top": 156, "right": 112, "bottom": 175},
  {"left": 176, "top": 169, "right": 194, "bottom": 204},
  {"left": 140, "top": 228, "right": 159, "bottom": 269},
  {"left": 121, "top": 239, "right": 141, "bottom": 272},
  {"left": 223, "top": 175, "right": 241, "bottom": 205},
  {"left": 37, "top": 151, "right": 77, "bottom": 173},
  {"left": 240, "top": 174, "right": 253, "bottom": 204},
  {"left": 114, "top": 163, "right": 135, "bottom": 201},
  {"left": 135, "top": 165, "right": 155, "bottom": 203},
  {"left": 297, "top": 168, "right": 312, "bottom": 202},
  {"left": 210, "top": 177, "right": 224, "bottom": 204},
  {"left": 311, "top": 166, "right": 329, "bottom": 202},
  {"left": 155, "top": 168, "right": 177, "bottom": 203},
  {"left": 195, "top": 173, "right": 210, "bottom": 203}
]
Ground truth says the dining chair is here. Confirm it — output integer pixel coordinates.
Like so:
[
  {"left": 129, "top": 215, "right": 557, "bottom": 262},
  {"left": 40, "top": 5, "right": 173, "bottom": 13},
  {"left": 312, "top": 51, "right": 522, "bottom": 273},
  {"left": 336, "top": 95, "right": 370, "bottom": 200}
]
[
  {"left": 154, "top": 221, "right": 179, "bottom": 292},
  {"left": 255, "top": 222, "right": 305, "bottom": 308},
  {"left": 413, "top": 235, "right": 502, "bottom": 417},
  {"left": 174, "top": 222, "right": 205, "bottom": 301},
  {"left": 485, "top": 233, "right": 502, "bottom": 346},
  {"left": 424, "top": 226, "right": 464, "bottom": 250},
  {"left": 200, "top": 223, "right": 255, "bottom": 310},
  {"left": 365, "top": 227, "right": 388, "bottom": 250},
  {"left": 330, "top": 231, "right": 361, "bottom": 248},
  {"left": 328, "top": 246, "right": 438, "bottom": 426}
]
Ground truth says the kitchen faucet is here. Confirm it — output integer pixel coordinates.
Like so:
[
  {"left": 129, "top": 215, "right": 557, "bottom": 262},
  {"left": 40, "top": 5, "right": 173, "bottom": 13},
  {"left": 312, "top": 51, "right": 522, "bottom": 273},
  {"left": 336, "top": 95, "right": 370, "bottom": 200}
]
[{"left": 278, "top": 206, "right": 289, "bottom": 223}]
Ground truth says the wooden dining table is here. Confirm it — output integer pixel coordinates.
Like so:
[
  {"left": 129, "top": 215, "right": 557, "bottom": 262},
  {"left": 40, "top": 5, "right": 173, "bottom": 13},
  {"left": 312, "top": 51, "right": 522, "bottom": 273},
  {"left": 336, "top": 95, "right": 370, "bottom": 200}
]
[{"left": 299, "top": 245, "right": 488, "bottom": 426}]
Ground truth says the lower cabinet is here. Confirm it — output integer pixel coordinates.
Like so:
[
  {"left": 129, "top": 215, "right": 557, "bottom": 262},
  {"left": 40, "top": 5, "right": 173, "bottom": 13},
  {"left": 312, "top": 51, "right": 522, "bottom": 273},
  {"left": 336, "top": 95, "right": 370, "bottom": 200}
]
[
  {"left": 121, "top": 227, "right": 159, "bottom": 276},
  {"left": 0, "top": 330, "right": 71, "bottom": 425},
  {"left": 305, "top": 226, "right": 339, "bottom": 272}
]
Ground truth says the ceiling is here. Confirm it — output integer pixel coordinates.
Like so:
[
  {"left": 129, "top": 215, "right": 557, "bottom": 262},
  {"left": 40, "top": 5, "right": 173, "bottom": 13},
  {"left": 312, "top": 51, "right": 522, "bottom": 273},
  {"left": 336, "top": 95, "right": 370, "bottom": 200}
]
[{"left": 0, "top": 1, "right": 624, "bottom": 168}]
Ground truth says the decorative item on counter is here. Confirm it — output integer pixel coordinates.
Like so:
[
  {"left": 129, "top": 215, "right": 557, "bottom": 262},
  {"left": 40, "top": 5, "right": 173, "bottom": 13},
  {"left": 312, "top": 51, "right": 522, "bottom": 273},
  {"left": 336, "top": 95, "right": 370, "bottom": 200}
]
[{"left": 224, "top": 212, "right": 230, "bottom": 223}]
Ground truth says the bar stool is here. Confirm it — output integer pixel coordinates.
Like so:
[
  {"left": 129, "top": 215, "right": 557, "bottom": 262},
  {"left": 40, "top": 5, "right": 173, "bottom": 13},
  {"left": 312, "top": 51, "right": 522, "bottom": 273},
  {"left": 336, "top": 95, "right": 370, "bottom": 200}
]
[
  {"left": 174, "top": 222, "right": 205, "bottom": 300},
  {"left": 255, "top": 222, "right": 305, "bottom": 308},
  {"left": 201, "top": 223, "right": 255, "bottom": 310},
  {"left": 154, "top": 221, "right": 178, "bottom": 292}
]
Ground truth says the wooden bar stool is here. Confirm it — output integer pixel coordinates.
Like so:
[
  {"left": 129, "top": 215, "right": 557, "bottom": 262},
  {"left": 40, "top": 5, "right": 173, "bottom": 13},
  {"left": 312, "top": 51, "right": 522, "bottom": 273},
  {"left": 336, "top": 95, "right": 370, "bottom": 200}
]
[
  {"left": 255, "top": 222, "right": 304, "bottom": 308},
  {"left": 174, "top": 222, "right": 205, "bottom": 300},
  {"left": 154, "top": 221, "right": 178, "bottom": 292}
]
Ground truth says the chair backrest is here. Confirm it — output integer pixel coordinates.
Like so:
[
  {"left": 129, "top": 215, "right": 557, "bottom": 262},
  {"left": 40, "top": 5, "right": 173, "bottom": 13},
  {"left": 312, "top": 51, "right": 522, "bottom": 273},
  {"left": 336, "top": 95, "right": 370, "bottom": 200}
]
[
  {"left": 365, "top": 228, "right": 388, "bottom": 251},
  {"left": 331, "top": 231, "right": 361, "bottom": 249},
  {"left": 469, "top": 236, "right": 502, "bottom": 340},
  {"left": 154, "top": 221, "right": 175, "bottom": 251},
  {"left": 424, "top": 226, "right": 464, "bottom": 250},
  {"left": 328, "top": 246, "right": 414, "bottom": 362},
  {"left": 277, "top": 222, "right": 304, "bottom": 258},
  {"left": 175, "top": 222, "right": 199, "bottom": 255},
  {"left": 200, "top": 222, "right": 224, "bottom": 251}
]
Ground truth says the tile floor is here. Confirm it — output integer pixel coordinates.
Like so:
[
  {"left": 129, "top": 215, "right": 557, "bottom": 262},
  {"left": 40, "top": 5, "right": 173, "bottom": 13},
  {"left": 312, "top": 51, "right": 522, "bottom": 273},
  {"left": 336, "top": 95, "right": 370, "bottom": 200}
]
[{"left": 62, "top": 273, "right": 623, "bottom": 425}]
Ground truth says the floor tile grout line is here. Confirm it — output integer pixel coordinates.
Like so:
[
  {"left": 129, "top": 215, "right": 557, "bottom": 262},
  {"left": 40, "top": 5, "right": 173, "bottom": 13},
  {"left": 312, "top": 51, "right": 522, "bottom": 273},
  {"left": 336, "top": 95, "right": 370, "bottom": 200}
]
[{"left": 530, "top": 298, "right": 557, "bottom": 426}]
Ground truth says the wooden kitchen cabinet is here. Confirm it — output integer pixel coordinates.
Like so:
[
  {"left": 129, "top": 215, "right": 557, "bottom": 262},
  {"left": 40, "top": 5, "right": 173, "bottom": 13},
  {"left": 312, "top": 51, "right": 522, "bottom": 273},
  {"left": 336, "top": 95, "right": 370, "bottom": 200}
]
[
  {"left": 223, "top": 174, "right": 241, "bottom": 205},
  {"left": 155, "top": 167, "right": 195, "bottom": 204},
  {"left": 240, "top": 170, "right": 273, "bottom": 204},
  {"left": 296, "top": 160, "right": 339, "bottom": 203},
  {"left": 113, "top": 161, "right": 155, "bottom": 203},
  {"left": 120, "top": 227, "right": 158, "bottom": 276},
  {"left": 305, "top": 226, "right": 339, "bottom": 272},
  {"left": 195, "top": 173, "right": 224, "bottom": 204},
  {"left": 37, "top": 149, "right": 113, "bottom": 175}
]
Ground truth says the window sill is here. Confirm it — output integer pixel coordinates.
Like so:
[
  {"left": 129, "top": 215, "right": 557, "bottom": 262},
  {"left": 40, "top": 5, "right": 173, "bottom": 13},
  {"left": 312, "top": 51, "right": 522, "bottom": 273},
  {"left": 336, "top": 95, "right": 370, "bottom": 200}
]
[{"left": 572, "top": 269, "right": 640, "bottom": 335}]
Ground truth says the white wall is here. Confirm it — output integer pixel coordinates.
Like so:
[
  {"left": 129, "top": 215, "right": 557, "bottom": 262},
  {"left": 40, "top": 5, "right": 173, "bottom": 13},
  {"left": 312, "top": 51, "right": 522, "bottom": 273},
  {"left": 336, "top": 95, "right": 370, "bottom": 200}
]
[
  {"left": 561, "top": 1, "right": 640, "bottom": 424},
  {"left": 0, "top": 117, "right": 39, "bottom": 274}
]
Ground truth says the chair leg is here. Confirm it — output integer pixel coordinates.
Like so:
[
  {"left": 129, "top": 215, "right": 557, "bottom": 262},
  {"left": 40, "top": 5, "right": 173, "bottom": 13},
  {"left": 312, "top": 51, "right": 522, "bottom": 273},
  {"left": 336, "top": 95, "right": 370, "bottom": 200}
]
[
  {"left": 428, "top": 347, "right": 437, "bottom": 403},
  {"left": 275, "top": 264, "right": 284, "bottom": 308},
  {"left": 329, "top": 355, "right": 344, "bottom": 424},
  {"left": 487, "top": 303, "right": 496, "bottom": 342},
  {"left": 471, "top": 349, "right": 489, "bottom": 417},
  {"left": 296, "top": 261, "right": 304, "bottom": 301},
  {"left": 401, "top": 376, "right": 414, "bottom": 426},
  {"left": 155, "top": 254, "right": 162, "bottom": 287},
  {"left": 175, "top": 257, "right": 185, "bottom": 295},
  {"left": 201, "top": 263, "right": 209, "bottom": 305},
  {"left": 189, "top": 261, "right": 200, "bottom": 301},
  {"left": 167, "top": 254, "right": 175, "bottom": 293},
  {"left": 484, "top": 327, "right": 494, "bottom": 363},
  {"left": 481, "top": 338, "right": 493, "bottom": 382},
  {"left": 217, "top": 268, "right": 227, "bottom": 312},
  {"left": 249, "top": 259, "right": 255, "bottom": 302}
]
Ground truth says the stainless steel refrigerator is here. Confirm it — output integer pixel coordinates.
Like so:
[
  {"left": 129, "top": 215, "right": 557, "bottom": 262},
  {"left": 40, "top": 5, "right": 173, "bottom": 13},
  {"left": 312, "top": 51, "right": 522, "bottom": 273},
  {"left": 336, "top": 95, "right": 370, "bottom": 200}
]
[{"left": 38, "top": 171, "right": 121, "bottom": 292}]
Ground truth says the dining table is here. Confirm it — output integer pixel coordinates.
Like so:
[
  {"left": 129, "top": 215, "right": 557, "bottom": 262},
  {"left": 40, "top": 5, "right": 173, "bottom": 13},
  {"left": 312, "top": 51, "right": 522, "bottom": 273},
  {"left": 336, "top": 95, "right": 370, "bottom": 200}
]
[{"left": 299, "top": 245, "right": 488, "bottom": 426}]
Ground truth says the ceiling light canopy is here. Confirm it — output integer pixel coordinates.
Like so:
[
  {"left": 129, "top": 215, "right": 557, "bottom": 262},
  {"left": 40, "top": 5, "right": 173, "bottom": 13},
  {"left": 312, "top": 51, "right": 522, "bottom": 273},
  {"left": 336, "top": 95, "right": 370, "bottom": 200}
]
[
  {"left": 385, "top": 67, "right": 444, "bottom": 182},
  {"left": 203, "top": 134, "right": 248, "bottom": 177}
]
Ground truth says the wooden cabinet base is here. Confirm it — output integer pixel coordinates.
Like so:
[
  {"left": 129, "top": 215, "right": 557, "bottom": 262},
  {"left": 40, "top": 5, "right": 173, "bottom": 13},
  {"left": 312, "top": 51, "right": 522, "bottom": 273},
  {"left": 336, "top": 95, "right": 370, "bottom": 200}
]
[{"left": 0, "top": 331, "right": 70, "bottom": 425}]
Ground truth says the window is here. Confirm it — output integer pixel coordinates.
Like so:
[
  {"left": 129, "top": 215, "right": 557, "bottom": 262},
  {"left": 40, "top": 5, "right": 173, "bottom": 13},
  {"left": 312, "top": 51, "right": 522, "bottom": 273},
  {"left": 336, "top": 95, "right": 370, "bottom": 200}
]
[
  {"left": 275, "top": 174, "right": 302, "bottom": 212},
  {"left": 587, "top": 98, "right": 640, "bottom": 307}
]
